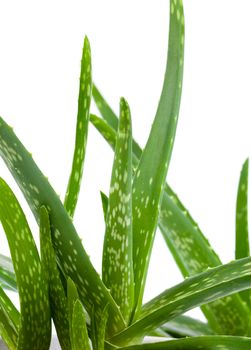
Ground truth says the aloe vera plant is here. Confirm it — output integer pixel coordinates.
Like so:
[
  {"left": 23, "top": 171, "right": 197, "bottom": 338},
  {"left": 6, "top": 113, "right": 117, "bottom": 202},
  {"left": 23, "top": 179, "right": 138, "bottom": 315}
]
[{"left": 1, "top": 1, "right": 251, "bottom": 349}]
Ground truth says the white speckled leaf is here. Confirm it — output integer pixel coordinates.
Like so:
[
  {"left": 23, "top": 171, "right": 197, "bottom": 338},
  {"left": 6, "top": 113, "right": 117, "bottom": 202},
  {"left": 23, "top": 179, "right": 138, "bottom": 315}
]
[
  {"left": 236, "top": 159, "right": 251, "bottom": 307},
  {"left": 110, "top": 257, "right": 251, "bottom": 345},
  {"left": 72, "top": 299, "right": 90, "bottom": 350},
  {"left": 40, "top": 206, "right": 71, "bottom": 350},
  {"left": 90, "top": 82, "right": 251, "bottom": 336},
  {"left": 131, "top": 0, "right": 184, "bottom": 316},
  {"left": 91, "top": 304, "right": 109, "bottom": 350},
  {"left": 120, "top": 336, "right": 251, "bottom": 350},
  {"left": 67, "top": 277, "right": 79, "bottom": 347},
  {"left": 0, "top": 117, "right": 125, "bottom": 336},
  {"left": 0, "top": 179, "right": 51, "bottom": 350},
  {"left": 102, "top": 98, "right": 134, "bottom": 324},
  {"left": 64, "top": 36, "right": 92, "bottom": 218},
  {"left": 0, "top": 254, "right": 17, "bottom": 291}
]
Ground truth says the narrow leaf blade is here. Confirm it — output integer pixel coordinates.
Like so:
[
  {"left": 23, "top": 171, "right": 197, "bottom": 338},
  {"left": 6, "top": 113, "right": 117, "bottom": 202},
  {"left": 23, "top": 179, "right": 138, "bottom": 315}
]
[
  {"left": 131, "top": 1, "right": 184, "bottom": 316},
  {"left": 90, "top": 95, "right": 251, "bottom": 335},
  {"left": 0, "top": 117, "right": 125, "bottom": 335},
  {"left": 72, "top": 299, "right": 90, "bottom": 350},
  {"left": 110, "top": 257, "right": 251, "bottom": 344},
  {"left": 40, "top": 206, "right": 71, "bottom": 350},
  {"left": 102, "top": 98, "right": 134, "bottom": 323},
  {"left": 235, "top": 159, "right": 250, "bottom": 306},
  {"left": 0, "top": 179, "right": 51, "bottom": 350},
  {"left": 64, "top": 36, "right": 92, "bottom": 218}
]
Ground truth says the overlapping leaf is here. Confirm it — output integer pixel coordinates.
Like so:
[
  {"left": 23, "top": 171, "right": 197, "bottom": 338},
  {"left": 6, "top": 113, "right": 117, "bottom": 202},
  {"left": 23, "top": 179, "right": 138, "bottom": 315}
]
[
  {"left": 160, "top": 315, "right": 214, "bottom": 338},
  {"left": 40, "top": 206, "right": 70, "bottom": 350},
  {"left": 91, "top": 60, "right": 251, "bottom": 338},
  {"left": 0, "top": 303, "right": 18, "bottom": 350},
  {"left": 72, "top": 299, "right": 90, "bottom": 350},
  {"left": 0, "top": 116, "right": 125, "bottom": 336},
  {"left": 0, "top": 179, "right": 51, "bottom": 350},
  {"left": 110, "top": 257, "right": 251, "bottom": 345},
  {"left": 102, "top": 98, "right": 134, "bottom": 323},
  {"left": 64, "top": 36, "right": 92, "bottom": 218}
]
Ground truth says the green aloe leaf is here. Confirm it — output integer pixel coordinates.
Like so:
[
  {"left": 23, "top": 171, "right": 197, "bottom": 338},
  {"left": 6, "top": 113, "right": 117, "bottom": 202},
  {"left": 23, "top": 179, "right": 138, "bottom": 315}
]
[
  {"left": 64, "top": 36, "right": 92, "bottom": 218},
  {"left": 0, "top": 254, "right": 17, "bottom": 291},
  {"left": 100, "top": 191, "right": 108, "bottom": 220},
  {"left": 0, "top": 179, "right": 51, "bottom": 350},
  {"left": 131, "top": 0, "right": 184, "bottom": 317},
  {"left": 67, "top": 277, "right": 79, "bottom": 347},
  {"left": 91, "top": 111, "right": 251, "bottom": 336},
  {"left": 91, "top": 70, "right": 251, "bottom": 339},
  {"left": 72, "top": 299, "right": 91, "bottom": 350},
  {"left": 120, "top": 336, "right": 251, "bottom": 350},
  {"left": 40, "top": 206, "right": 71, "bottom": 350},
  {"left": 0, "top": 286, "right": 19, "bottom": 331},
  {"left": 236, "top": 159, "right": 250, "bottom": 306},
  {"left": 91, "top": 304, "right": 109, "bottom": 350},
  {"left": 160, "top": 315, "right": 214, "bottom": 338},
  {"left": 0, "top": 303, "right": 18, "bottom": 350},
  {"left": 110, "top": 257, "right": 251, "bottom": 345},
  {"left": 0, "top": 117, "right": 125, "bottom": 336},
  {"left": 102, "top": 98, "right": 134, "bottom": 323}
]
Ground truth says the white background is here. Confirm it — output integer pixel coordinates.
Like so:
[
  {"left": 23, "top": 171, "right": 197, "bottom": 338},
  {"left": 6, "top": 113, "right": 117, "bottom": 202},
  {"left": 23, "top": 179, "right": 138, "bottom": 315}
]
[{"left": 0, "top": 1, "right": 251, "bottom": 321}]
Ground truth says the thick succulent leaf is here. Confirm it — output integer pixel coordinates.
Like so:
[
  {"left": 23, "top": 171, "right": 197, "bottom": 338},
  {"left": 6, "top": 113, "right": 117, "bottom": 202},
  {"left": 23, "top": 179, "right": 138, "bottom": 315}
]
[
  {"left": 102, "top": 98, "right": 134, "bottom": 323},
  {"left": 90, "top": 116, "right": 251, "bottom": 336},
  {"left": 0, "top": 254, "right": 17, "bottom": 291},
  {"left": 72, "top": 299, "right": 90, "bottom": 350},
  {"left": 40, "top": 206, "right": 71, "bottom": 350},
  {"left": 120, "top": 336, "right": 251, "bottom": 350},
  {"left": 100, "top": 191, "right": 108, "bottom": 220},
  {"left": 0, "top": 286, "right": 19, "bottom": 330},
  {"left": 160, "top": 315, "right": 214, "bottom": 338},
  {"left": 0, "top": 117, "right": 125, "bottom": 336},
  {"left": 64, "top": 36, "right": 92, "bottom": 218},
  {"left": 91, "top": 96, "right": 251, "bottom": 336},
  {"left": 0, "top": 179, "right": 51, "bottom": 350},
  {"left": 110, "top": 257, "right": 251, "bottom": 345},
  {"left": 91, "top": 304, "right": 109, "bottom": 350},
  {"left": 0, "top": 303, "right": 18, "bottom": 350},
  {"left": 67, "top": 277, "right": 79, "bottom": 347},
  {"left": 131, "top": 0, "right": 184, "bottom": 317},
  {"left": 236, "top": 159, "right": 250, "bottom": 306}
]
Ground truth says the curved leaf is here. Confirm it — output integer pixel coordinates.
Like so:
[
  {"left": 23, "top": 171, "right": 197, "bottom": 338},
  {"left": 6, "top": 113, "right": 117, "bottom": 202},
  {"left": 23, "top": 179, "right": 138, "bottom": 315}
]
[
  {"left": 0, "top": 303, "right": 18, "bottom": 350},
  {"left": 131, "top": 0, "right": 184, "bottom": 317},
  {"left": 64, "top": 36, "right": 92, "bottom": 218},
  {"left": 110, "top": 257, "right": 251, "bottom": 345},
  {"left": 0, "top": 179, "right": 51, "bottom": 350},
  {"left": 0, "top": 117, "right": 125, "bottom": 336}
]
